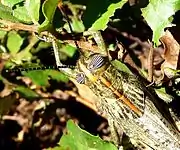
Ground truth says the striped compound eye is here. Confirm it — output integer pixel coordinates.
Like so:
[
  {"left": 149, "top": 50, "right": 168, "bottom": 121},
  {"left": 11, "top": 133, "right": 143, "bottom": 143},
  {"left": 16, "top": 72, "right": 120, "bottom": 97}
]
[
  {"left": 76, "top": 72, "right": 85, "bottom": 84},
  {"left": 87, "top": 54, "right": 105, "bottom": 71}
]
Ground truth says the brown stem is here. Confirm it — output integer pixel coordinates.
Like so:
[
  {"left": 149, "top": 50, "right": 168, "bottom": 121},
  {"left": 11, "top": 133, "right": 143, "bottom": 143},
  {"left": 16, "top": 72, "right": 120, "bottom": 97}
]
[
  {"left": 0, "top": 19, "right": 38, "bottom": 32},
  {"left": 147, "top": 41, "right": 154, "bottom": 82}
]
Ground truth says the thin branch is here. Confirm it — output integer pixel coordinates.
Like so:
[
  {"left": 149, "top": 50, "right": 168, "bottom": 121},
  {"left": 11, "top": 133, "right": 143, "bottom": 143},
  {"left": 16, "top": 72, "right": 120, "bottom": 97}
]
[
  {"left": 0, "top": 19, "right": 38, "bottom": 32},
  {"left": 0, "top": 19, "right": 101, "bottom": 54}
]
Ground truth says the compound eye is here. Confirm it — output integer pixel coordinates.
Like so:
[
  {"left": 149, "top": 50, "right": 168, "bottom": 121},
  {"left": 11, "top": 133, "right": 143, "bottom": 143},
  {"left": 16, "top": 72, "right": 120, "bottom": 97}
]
[
  {"left": 76, "top": 72, "right": 85, "bottom": 84},
  {"left": 87, "top": 54, "right": 105, "bottom": 71}
]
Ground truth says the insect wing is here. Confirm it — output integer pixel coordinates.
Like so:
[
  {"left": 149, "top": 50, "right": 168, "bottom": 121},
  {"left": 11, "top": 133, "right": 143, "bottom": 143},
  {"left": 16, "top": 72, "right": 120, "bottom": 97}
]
[
  {"left": 101, "top": 65, "right": 145, "bottom": 119},
  {"left": 117, "top": 71, "right": 145, "bottom": 117}
]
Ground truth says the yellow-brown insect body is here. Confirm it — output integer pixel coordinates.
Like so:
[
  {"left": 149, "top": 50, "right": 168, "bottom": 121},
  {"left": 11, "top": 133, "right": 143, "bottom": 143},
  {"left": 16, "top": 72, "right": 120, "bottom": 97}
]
[{"left": 76, "top": 54, "right": 180, "bottom": 150}]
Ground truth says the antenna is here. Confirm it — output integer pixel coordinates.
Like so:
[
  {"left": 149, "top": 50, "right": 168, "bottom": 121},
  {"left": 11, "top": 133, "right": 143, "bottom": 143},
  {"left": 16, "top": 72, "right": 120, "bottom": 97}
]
[
  {"left": 5, "top": 65, "right": 75, "bottom": 73},
  {"left": 58, "top": 3, "right": 79, "bottom": 49}
]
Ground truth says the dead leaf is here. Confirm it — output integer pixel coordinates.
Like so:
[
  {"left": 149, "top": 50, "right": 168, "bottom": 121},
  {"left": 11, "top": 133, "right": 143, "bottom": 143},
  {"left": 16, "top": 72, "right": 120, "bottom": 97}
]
[
  {"left": 160, "top": 30, "right": 180, "bottom": 78},
  {"left": 0, "top": 93, "right": 17, "bottom": 115}
]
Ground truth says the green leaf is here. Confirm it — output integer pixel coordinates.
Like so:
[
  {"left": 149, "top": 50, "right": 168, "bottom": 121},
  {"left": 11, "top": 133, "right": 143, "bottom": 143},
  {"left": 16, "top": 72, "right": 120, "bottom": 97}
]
[
  {"left": 64, "top": 17, "right": 85, "bottom": 33},
  {"left": 141, "top": 0, "right": 180, "bottom": 46},
  {"left": 14, "top": 86, "right": 40, "bottom": 101},
  {"left": 0, "top": 93, "right": 17, "bottom": 115},
  {"left": 38, "top": 0, "right": 60, "bottom": 32},
  {"left": 33, "top": 41, "right": 51, "bottom": 53},
  {"left": 25, "top": 0, "right": 40, "bottom": 24},
  {"left": 0, "top": 75, "right": 3, "bottom": 81},
  {"left": 81, "top": 0, "right": 127, "bottom": 30},
  {"left": 48, "top": 147, "right": 66, "bottom": 150},
  {"left": 58, "top": 120, "right": 117, "bottom": 150},
  {"left": 57, "top": 41, "right": 77, "bottom": 57},
  {"left": 22, "top": 70, "right": 50, "bottom": 86},
  {"left": 13, "top": 4, "right": 32, "bottom": 23},
  {"left": 22, "top": 69, "right": 69, "bottom": 87},
  {"left": 7, "top": 31, "right": 24, "bottom": 54},
  {"left": 16, "top": 50, "right": 32, "bottom": 63},
  {"left": 89, "top": 0, "right": 128, "bottom": 31},
  {"left": 63, "top": 2, "right": 85, "bottom": 33},
  {"left": 45, "top": 70, "right": 69, "bottom": 83},
  {"left": 0, "top": 1, "right": 32, "bottom": 23},
  {"left": 1, "top": 0, "right": 24, "bottom": 8},
  {"left": 155, "top": 87, "right": 173, "bottom": 103},
  {"left": 111, "top": 60, "right": 133, "bottom": 75},
  {"left": 0, "top": 3, "right": 19, "bottom": 22},
  {"left": 0, "top": 30, "right": 7, "bottom": 39},
  {"left": 11, "top": 35, "right": 38, "bottom": 65}
]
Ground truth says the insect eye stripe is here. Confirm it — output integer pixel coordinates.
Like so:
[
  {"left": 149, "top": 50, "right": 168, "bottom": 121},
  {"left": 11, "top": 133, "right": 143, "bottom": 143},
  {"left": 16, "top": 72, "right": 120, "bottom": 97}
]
[
  {"left": 76, "top": 73, "right": 85, "bottom": 84},
  {"left": 79, "top": 61, "right": 98, "bottom": 83},
  {"left": 88, "top": 55, "right": 105, "bottom": 70}
]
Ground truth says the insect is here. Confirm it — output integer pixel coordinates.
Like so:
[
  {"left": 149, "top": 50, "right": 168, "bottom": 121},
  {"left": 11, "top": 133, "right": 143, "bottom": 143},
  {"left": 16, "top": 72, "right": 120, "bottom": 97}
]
[
  {"left": 1, "top": 1, "right": 179, "bottom": 149},
  {"left": 5, "top": 31, "right": 180, "bottom": 149},
  {"left": 74, "top": 50, "right": 180, "bottom": 150}
]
